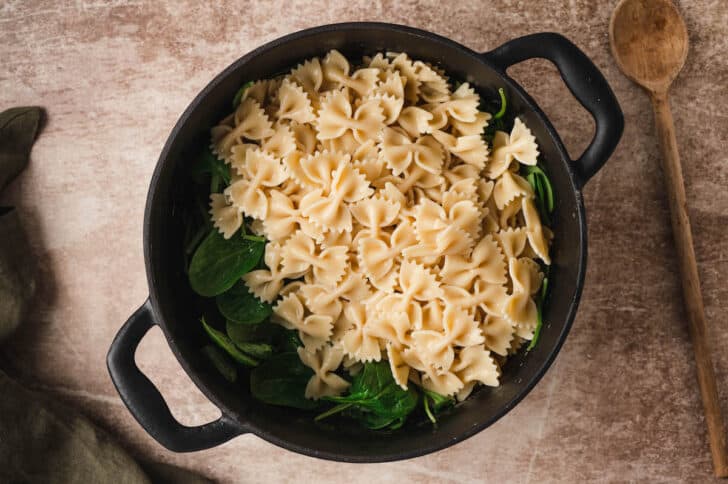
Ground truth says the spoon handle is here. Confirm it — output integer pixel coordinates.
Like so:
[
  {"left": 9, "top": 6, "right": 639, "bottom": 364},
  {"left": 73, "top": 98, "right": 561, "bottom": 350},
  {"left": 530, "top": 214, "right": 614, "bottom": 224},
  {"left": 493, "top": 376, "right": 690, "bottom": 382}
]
[{"left": 651, "top": 90, "right": 728, "bottom": 477}]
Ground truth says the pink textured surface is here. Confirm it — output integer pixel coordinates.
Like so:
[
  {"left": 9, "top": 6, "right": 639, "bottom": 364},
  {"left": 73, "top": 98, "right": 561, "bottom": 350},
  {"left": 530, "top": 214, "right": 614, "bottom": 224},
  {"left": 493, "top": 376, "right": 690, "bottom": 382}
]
[{"left": 1, "top": 1, "right": 727, "bottom": 482}]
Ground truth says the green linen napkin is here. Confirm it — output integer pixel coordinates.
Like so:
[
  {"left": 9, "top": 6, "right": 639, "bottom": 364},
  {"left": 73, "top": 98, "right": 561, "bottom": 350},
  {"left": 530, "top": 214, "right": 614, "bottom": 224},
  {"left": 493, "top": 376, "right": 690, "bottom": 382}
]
[
  {"left": 0, "top": 107, "right": 211, "bottom": 484},
  {"left": 0, "top": 107, "right": 39, "bottom": 341},
  {"left": 0, "top": 107, "right": 42, "bottom": 192}
]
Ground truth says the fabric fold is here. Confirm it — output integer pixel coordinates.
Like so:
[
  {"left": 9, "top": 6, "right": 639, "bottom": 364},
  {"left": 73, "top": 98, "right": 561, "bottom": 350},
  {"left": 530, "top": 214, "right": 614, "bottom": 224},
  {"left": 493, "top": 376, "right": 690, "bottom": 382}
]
[{"left": 0, "top": 107, "right": 211, "bottom": 484}]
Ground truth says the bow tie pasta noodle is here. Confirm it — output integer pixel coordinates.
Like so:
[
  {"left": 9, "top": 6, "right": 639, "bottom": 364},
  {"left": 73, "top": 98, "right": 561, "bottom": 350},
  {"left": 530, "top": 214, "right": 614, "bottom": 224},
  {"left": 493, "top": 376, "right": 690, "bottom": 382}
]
[{"left": 195, "top": 49, "right": 552, "bottom": 429}]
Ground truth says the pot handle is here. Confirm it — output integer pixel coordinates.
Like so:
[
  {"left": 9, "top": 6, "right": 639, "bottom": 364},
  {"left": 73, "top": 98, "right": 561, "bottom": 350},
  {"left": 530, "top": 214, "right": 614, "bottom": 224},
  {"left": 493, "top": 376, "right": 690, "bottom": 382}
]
[
  {"left": 107, "top": 299, "right": 244, "bottom": 452},
  {"left": 482, "top": 32, "right": 624, "bottom": 188}
]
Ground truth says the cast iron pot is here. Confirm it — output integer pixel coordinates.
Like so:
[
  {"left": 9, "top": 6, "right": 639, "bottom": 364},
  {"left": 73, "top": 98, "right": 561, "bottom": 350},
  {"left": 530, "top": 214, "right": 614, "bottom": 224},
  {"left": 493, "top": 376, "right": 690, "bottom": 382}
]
[{"left": 107, "top": 22, "right": 623, "bottom": 462}]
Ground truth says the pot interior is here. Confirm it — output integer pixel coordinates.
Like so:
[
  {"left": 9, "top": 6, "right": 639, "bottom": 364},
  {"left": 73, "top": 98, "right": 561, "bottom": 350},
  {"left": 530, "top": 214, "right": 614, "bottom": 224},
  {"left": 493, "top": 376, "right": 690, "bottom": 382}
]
[{"left": 144, "top": 23, "right": 585, "bottom": 461}]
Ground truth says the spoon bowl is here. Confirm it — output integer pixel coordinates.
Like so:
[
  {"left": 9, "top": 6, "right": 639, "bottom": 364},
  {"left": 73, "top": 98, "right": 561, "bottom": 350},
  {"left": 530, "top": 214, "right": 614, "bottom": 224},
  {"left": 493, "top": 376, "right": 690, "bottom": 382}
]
[{"left": 610, "top": 0, "right": 688, "bottom": 94}]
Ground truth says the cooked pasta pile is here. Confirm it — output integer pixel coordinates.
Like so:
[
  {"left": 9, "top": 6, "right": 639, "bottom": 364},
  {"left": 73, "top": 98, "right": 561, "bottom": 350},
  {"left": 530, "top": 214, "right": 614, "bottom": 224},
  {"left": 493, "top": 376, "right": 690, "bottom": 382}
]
[{"left": 208, "top": 50, "right": 551, "bottom": 401}]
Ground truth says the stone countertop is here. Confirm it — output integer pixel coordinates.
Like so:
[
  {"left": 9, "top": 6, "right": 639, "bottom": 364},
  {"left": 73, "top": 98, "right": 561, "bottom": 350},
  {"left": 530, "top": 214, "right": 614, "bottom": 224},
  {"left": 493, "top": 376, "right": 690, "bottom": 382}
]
[{"left": 1, "top": 1, "right": 727, "bottom": 482}]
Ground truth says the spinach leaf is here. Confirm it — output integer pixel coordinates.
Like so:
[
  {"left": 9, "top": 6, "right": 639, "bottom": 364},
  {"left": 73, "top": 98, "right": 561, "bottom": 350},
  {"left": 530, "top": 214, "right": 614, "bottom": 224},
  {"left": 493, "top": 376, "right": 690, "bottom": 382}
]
[
  {"left": 183, "top": 189, "right": 215, "bottom": 274},
  {"left": 344, "top": 407, "right": 406, "bottom": 430},
  {"left": 519, "top": 164, "right": 554, "bottom": 351},
  {"left": 185, "top": 223, "right": 211, "bottom": 257},
  {"left": 191, "top": 149, "right": 231, "bottom": 193},
  {"left": 216, "top": 280, "right": 272, "bottom": 325},
  {"left": 242, "top": 234, "right": 266, "bottom": 242},
  {"left": 188, "top": 229, "right": 264, "bottom": 297},
  {"left": 201, "top": 318, "right": 258, "bottom": 367},
  {"left": 232, "top": 81, "right": 254, "bottom": 108},
  {"left": 234, "top": 341, "right": 273, "bottom": 360},
  {"left": 521, "top": 164, "right": 555, "bottom": 225},
  {"left": 316, "top": 361, "right": 418, "bottom": 430},
  {"left": 421, "top": 388, "right": 455, "bottom": 424},
  {"left": 227, "top": 320, "right": 301, "bottom": 354},
  {"left": 540, "top": 171, "right": 554, "bottom": 212},
  {"left": 483, "top": 88, "right": 507, "bottom": 144},
  {"left": 227, "top": 321, "right": 273, "bottom": 344},
  {"left": 493, "top": 87, "right": 507, "bottom": 119},
  {"left": 201, "top": 345, "right": 237, "bottom": 382},
  {"left": 527, "top": 274, "right": 549, "bottom": 351},
  {"left": 277, "top": 330, "right": 302, "bottom": 353},
  {"left": 250, "top": 352, "right": 319, "bottom": 410}
]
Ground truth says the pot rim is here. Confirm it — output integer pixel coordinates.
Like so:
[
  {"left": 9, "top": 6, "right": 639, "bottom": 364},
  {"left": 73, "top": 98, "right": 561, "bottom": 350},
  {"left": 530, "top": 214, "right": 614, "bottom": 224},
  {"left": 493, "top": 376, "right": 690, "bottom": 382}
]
[{"left": 142, "top": 21, "right": 587, "bottom": 462}]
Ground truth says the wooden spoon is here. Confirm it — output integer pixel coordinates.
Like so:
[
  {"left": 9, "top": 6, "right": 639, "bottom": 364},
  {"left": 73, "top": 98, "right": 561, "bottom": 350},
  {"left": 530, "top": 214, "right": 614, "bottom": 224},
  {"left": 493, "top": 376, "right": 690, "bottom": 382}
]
[{"left": 610, "top": 0, "right": 728, "bottom": 477}]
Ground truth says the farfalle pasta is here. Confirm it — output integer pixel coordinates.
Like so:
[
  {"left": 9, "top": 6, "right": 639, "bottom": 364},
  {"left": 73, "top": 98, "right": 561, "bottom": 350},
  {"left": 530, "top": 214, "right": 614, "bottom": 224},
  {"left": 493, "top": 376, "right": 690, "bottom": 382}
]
[{"left": 202, "top": 50, "right": 552, "bottom": 408}]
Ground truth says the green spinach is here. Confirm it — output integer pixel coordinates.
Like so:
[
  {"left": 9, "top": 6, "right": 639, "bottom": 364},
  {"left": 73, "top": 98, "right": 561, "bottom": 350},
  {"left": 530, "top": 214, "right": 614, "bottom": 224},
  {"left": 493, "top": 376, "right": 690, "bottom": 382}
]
[
  {"left": 226, "top": 321, "right": 273, "bottom": 345},
  {"left": 344, "top": 407, "right": 407, "bottom": 430},
  {"left": 519, "top": 163, "right": 554, "bottom": 351},
  {"left": 185, "top": 223, "right": 211, "bottom": 258},
  {"left": 232, "top": 81, "right": 254, "bottom": 108},
  {"left": 250, "top": 352, "right": 319, "bottom": 410},
  {"left": 216, "top": 280, "right": 272, "bottom": 325},
  {"left": 527, "top": 273, "right": 549, "bottom": 351},
  {"left": 201, "top": 318, "right": 258, "bottom": 367},
  {"left": 242, "top": 234, "right": 266, "bottom": 242},
  {"left": 226, "top": 320, "right": 301, "bottom": 354},
  {"left": 188, "top": 229, "right": 264, "bottom": 297},
  {"left": 233, "top": 341, "right": 273, "bottom": 360},
  {"left": 493, "top": 87, "right": 507, "bottom": 119},
  {"left": 201, "top": 345, "right": 237, "bottom": 383},
  {"left": 483, "top": 87, "right": 507, "bottom": 143},
  {"left": 191, "top": 149, "right": 231, "bottom": 193},
  {"left": 521, "top": 164, "right": 555, "bottom": 224},
  {"left": 224, "top": 321, "right": 275, "bottom": 358},
  {"left": 276, "top": 330, "right": 303, "bottom": 353},
  {"left": 421, "top": 388, "right": 455, "bottom": 424},
  {"left": 316, "top": 361, "right": 418, "bottom": 430}
]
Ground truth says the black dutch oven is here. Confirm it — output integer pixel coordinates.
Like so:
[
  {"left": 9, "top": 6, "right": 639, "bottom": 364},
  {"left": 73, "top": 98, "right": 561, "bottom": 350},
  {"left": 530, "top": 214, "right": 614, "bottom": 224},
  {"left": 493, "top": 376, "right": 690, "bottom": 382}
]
[{"left": 107, "top": 22, "right": 623, "bottom": 462}]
